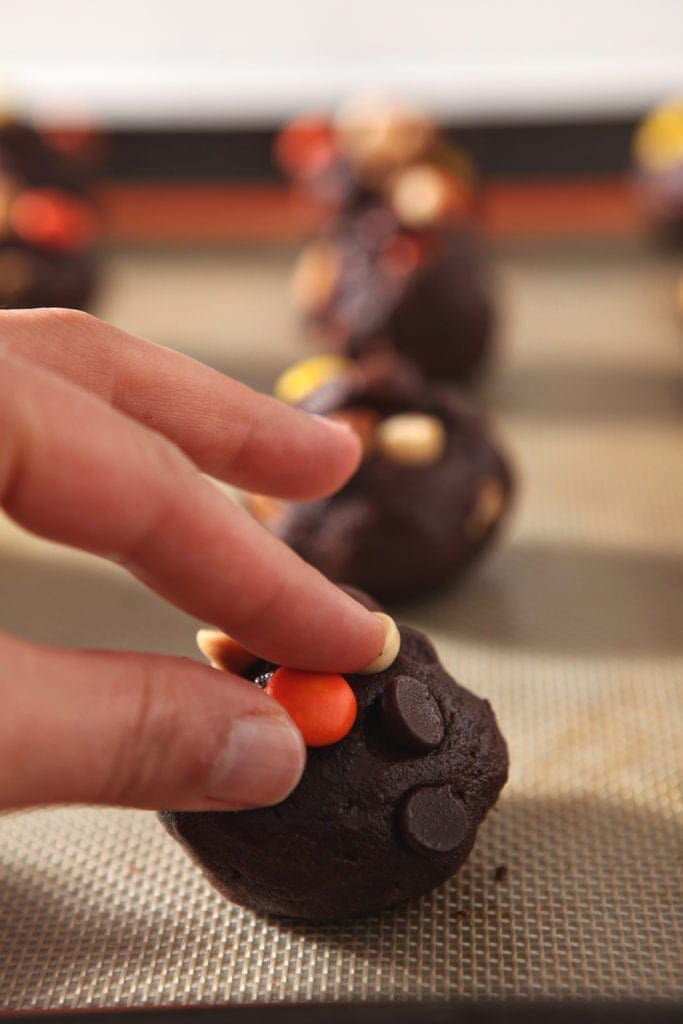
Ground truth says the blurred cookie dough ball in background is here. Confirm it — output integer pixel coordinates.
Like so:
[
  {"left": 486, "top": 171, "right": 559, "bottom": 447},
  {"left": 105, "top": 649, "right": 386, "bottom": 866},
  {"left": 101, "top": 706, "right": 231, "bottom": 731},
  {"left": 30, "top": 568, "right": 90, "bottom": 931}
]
[
  {"left": 274, "top": 97, "right": 477, "bottom": 221},
  {"left": 290, "top": 215, "right": 494, "bottom": 383},
  {"left": 0, "top": 103, "right": 102, "bottom": 310},
  {"left": 276, "top": 97, "right": 495, "bottom": 384},
  {"left": 247, "top": 352, "right": 513, "bottom": 600},
  {"left": 633, "top": 97, "right": 683, "bottom": 244}
]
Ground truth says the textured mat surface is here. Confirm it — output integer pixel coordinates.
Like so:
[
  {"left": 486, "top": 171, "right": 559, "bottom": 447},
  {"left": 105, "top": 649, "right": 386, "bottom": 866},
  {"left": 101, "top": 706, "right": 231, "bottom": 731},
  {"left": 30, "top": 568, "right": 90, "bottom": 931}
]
[{"left": 0, "top": 239, "right": 681, "bottom": 1008}]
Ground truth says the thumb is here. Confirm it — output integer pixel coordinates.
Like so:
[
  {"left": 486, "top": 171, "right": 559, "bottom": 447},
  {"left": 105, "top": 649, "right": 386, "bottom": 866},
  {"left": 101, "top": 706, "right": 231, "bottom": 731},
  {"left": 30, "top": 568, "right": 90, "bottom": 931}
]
[{"left": 0, "top": 632, "right": 305, "bottom": 811}]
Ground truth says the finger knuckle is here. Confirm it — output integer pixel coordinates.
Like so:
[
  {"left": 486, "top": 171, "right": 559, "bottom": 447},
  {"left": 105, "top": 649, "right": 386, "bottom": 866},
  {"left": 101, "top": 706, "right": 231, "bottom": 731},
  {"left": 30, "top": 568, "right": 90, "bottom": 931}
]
[
  {"left": 231, "top": 572, "right": 289, "bottom": 635},
  {"left": 47, "top": 307, "right": 98, "bottom": 333},
  {"left": 102, "top": 659, "right": 207, "bottom": 806}
]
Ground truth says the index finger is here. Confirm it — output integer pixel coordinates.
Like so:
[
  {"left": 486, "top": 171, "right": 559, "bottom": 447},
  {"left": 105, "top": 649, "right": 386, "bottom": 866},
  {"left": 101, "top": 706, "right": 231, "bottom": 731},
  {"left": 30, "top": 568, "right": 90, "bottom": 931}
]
[
  {"left": 0, "top": 352, "right": 385, "bottom": 672},
  {"left": 0, "top": 308, "right": 360, "bottom": 501}
]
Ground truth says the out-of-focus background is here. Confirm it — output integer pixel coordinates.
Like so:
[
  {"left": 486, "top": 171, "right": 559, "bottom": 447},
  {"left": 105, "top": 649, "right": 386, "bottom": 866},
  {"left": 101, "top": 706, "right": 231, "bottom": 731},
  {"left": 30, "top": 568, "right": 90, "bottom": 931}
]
[
  {"left": 1, "top": 0, "right": 682, "bottom": 1014},
  {"left": 4, "top": 0, "right": 683, "bottom": 123}
]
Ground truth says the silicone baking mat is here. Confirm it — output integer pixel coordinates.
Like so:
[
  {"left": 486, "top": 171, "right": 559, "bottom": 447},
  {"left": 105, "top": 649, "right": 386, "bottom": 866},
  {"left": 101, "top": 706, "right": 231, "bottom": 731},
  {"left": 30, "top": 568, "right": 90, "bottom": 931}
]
[{"left": 0, "top": 239, "right": 681, "bottom": 1009}]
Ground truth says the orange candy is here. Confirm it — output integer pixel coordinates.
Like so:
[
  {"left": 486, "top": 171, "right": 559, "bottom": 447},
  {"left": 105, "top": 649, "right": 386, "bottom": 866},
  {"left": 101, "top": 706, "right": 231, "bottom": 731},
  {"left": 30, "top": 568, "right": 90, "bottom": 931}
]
[
  {"left": 274, "top": 116, "right": 336, "bottom": 177},
  {"left": 329, "top": 407, "right": 379, "bottom": 455},
  {"left": 265, "top": 668, "right": 357, "bottom": 747},
  {"left": 10, "top": 189, "right": 96, "bottom": 250}
]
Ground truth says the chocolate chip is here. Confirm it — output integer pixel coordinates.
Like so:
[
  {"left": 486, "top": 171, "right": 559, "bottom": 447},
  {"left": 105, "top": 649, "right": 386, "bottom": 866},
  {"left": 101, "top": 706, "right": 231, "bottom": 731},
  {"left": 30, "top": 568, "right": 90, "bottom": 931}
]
[
  {"left": 399, "top": 785, "right": 468, "bottom": 856},
  {"left": 381, "top": 675, "right": 444, "bottom": 752}
]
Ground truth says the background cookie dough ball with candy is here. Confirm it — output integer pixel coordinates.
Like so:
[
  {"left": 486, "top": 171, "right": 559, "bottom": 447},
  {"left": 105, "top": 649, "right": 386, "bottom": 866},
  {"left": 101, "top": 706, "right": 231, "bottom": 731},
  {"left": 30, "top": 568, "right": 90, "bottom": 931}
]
[
  {"left": 248, "top": 352, "right": 513, "bottom": 599},
  {"left": 0, "top": 105, "right": 101, "bottom": 310}
]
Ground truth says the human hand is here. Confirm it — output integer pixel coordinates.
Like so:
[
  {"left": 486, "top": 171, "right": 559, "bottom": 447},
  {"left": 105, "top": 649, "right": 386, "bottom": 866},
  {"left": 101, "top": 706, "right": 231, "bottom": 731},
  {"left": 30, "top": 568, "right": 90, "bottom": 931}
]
[{"left": 0, "top": 309, "right": 385, "bottom": 813}]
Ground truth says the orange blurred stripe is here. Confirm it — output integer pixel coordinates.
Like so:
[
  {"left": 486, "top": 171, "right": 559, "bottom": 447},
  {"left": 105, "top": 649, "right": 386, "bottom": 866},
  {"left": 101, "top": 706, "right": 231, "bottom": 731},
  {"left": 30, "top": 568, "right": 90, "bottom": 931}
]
[
  {"left": 96, "top": 183, "right": 323, "bottom": 243},
  {"left": 481, "top": 178, "right": 640, "bottom": 239},
  {"left": 96, "top": 177, "right": 642, "bottom": 245}
]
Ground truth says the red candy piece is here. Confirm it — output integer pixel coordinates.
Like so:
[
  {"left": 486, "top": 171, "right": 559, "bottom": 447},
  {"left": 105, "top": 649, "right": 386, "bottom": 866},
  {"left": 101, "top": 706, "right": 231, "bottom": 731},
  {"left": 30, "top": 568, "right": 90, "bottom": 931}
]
[
  {"left": 265, "top": 668, "right": 357, "bottom": 747},
  {"left": 10, "top": 189, "right": 96, "bottom": 250},
  {"left": 274, "top": 116, "right": 336, "bottom": 177}
]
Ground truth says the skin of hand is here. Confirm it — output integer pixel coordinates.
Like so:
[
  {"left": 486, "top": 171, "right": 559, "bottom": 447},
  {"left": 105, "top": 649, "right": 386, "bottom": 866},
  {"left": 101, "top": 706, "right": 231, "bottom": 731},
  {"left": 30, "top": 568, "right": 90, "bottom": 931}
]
[{"left": 0, "top": 308, "right": 385, "bottom": 813}]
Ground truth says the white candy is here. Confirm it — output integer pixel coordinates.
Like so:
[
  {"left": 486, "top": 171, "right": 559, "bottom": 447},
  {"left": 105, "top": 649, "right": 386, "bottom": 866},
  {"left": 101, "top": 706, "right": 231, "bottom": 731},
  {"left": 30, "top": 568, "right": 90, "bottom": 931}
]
[
  {"left": 196, "top": 628, "right": 231, "bottom": 669},
  {"left": 376, "top": 413, "right": 446, "bottom": 466},
  {"left": 390, "top": 164, "right": 449, "bottom": 227},
  {"left": 358, "top": 613, "right": 401, "bottom": 674}
]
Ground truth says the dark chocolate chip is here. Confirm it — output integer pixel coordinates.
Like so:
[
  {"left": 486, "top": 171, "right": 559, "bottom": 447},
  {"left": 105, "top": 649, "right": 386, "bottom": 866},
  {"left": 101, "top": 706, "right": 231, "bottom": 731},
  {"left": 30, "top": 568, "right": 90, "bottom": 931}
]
[
  {"left": 381, "top": 675, "right": 444, "bottom": 752},
  {"left": 399, "top": 785, "right": 468, "bottom": 856}
]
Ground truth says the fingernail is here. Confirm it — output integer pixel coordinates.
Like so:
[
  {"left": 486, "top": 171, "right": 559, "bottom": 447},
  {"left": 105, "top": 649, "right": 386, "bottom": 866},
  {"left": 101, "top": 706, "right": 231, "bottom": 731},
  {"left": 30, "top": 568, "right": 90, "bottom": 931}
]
[
  {"left": 207, "top": 712, "right": 306, "bottom": 810},
  {"left": 358, "top": 613, "right": 401, "bottom": 674},
  {"left": 310, "top": 412, "right": 356, "bottom": 437}
]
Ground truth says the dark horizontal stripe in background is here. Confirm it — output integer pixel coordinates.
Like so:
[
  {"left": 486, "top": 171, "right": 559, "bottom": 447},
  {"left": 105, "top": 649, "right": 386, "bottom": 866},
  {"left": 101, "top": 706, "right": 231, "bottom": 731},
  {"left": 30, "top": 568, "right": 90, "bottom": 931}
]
[
  {"left": 105, "top": 119, "right": 639, "bottom": 182},
  {"left": 7, "top": 1000, "right": 682, "bottom": 1023}
]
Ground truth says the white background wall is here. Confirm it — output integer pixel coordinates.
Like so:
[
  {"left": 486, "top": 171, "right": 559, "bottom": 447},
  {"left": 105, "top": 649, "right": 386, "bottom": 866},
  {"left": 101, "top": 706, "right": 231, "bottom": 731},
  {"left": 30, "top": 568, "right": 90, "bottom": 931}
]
[{"left": 3, "top": 0, "right": 683, "bottom": 124}]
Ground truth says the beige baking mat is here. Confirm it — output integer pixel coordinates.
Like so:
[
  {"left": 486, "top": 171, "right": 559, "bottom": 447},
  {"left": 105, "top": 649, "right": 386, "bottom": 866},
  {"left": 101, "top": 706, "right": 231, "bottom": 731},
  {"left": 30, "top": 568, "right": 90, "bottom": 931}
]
[{"left": 1, "top": 239, "right": 682, "bottom": 1008}]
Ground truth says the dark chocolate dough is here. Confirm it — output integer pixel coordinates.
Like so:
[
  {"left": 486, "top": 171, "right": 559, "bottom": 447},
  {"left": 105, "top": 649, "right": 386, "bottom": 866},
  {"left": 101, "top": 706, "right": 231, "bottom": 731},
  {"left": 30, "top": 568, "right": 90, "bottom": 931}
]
[
  {"left": 0, "top": 118, "right": 98, "bottom": 310},
  {"left": 160, "top": 617, "right": 508, "bottom": 920},
  {"left": 304, "top": 216, "right": 494, "bottom": 382}
]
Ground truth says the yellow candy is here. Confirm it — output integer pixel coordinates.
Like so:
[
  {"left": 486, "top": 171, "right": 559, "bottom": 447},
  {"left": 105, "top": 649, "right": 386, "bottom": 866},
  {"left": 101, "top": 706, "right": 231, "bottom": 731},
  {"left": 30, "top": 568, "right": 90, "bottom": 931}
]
[
  {"left": 274, "top": 354, "right": 358, "bottom": 406},
  {"left": 633, "top": 99, "right": 683, "bottom": 172}
]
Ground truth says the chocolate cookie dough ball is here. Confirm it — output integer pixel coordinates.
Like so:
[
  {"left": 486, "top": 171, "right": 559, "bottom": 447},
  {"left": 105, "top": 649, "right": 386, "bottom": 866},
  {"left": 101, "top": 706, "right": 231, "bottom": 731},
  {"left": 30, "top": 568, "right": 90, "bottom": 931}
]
[
  {"left": 249, "top": 353, "right": 512, "bottom": 599},
  {"left": 291, "top": 213, "right": 494, "bottom": 382},
  {"left": 160, "top": 602, "right": 508, "bottom": 920},
  {"left": 0, "top": 181, "right": 97, "bottom": 309},
  {"left": 0, "top": 108, "right": 100, "bottom": 310},
  {"left": 0, "top": 111, "right": 95, "bottom": 195},
  {"left": 633, "top": 98, "right": 683, "bottom": 242}
]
